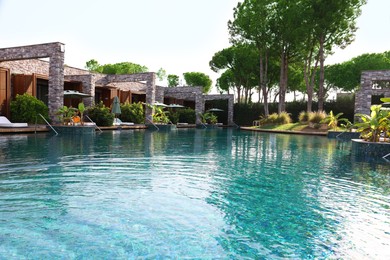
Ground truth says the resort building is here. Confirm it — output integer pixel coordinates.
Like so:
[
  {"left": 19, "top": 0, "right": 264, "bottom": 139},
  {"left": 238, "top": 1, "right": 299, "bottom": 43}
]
[{"left": 0, "top": 42, "right": 234, "bottom": 125}]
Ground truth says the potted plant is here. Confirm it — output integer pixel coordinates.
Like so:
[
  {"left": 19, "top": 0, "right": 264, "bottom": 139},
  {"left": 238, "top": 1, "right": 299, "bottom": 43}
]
[
  {"left": 354, "top": 105, "right": 389, "bottom": 142},
  {"left": 56, "top": 105, "right": 77, "bottom": 125},
  {"left": 351, "top": 104, "right": 390, "bottom": 159}
]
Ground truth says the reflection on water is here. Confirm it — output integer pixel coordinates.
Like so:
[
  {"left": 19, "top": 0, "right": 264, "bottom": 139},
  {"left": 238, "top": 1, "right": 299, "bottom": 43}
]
[{"left": 0, "top": 129, "right": 389, "bottom": 259}]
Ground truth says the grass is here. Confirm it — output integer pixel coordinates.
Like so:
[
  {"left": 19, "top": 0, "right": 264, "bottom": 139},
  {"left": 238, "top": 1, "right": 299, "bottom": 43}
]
[
  {"left": 255, "top": 123, "right": 308, "bottom": 131},
  {"left": 253, "top": 123, "right": 350, "bottom": 132}
]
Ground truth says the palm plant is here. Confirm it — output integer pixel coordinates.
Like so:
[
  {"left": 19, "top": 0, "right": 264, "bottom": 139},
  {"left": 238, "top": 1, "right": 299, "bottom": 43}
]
[
  {"left": 321, "top": 111, "right": 351, "bottom": 131},
  {"left": 354, "top": 105, "right": 390, "bottom": 142}
]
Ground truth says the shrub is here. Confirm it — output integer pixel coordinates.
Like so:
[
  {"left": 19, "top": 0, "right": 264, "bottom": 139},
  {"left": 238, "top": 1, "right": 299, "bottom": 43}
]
[
  {"left": 10, "top": 93, "right": 49, "bottom": 123},
  {"left": 260, "top": 112, "right": 292, "bottom": 125},
  {"left": 308, "top": 111, "right": 327, "bottom": 128},
  {"left": 308, "top": 111, "right": 327, "bottom": 124},
  {"left": 86, "top": 101, "right": 114, "bottom": 126},
  {"left": 298, "top": 111, "right": 309, "bottom": 123},
  {"left": 120, "top": 102, "right": 144, "bottom": 124},
  {"left": 177, "top": 108, "right": 196, "bottom": 124}
]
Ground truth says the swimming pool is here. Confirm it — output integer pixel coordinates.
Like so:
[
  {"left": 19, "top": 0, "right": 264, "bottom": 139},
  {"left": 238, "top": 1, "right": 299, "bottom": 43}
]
[{"left": 0, "top": 129, "right": 389, "bottom": 259}]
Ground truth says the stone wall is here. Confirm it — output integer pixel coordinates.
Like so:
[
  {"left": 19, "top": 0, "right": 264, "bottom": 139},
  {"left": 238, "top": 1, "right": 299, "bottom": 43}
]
[
  {"left": 0, "top": 42, "right": 65, "bottom": 121},
  {"left": 355, "top": 70, "right": 390, "bottom": 117}
]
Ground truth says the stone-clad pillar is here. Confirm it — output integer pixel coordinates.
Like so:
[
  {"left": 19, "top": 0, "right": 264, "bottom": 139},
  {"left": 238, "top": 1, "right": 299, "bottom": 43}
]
[
  {"left": 195, "top": 92, "right": 204, "bottom": 125},
  {"left": 48, "top": 49, "right": 65, "bottom": 122},
  {"left": 145, "top": 73, "right": 156, "bottom": 123},
  {"left": 227, "top": 95, "right": 234, "bottom": 125},
  {"left": 354, "top": 72, "right": 372, "bottom": 121}
]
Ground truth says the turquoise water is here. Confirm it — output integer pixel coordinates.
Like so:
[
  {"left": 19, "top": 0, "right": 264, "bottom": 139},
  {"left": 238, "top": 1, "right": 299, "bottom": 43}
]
[{"left": 0, "top": 129, "right": 389, "bottom": 259}]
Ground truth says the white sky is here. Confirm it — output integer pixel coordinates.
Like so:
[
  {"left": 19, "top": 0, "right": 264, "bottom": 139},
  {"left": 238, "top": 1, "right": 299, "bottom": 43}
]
[{"left": 0, "top": 0, "right": 389, "bottom": 91}]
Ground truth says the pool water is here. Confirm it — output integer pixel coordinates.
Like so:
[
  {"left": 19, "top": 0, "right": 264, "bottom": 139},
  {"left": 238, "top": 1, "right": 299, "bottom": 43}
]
[{"left": 0, "top": 129, "right": 389, "bottom": 259}]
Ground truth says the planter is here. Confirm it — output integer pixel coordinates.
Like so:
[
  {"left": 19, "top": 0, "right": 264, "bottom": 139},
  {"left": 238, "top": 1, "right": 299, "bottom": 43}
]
[
  {"left": 351, "top": 139, "right": 390, "bottom": 160},
  {"left": 327, "top": 131, "right": 360, "bottom": 140},
  {"left": 53, "top": 125, "right": 96, "bottom": 135}
]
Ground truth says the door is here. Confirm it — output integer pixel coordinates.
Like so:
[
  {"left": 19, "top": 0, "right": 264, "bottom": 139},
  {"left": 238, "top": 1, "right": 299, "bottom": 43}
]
[{"left": 0, "top": 68, "right": 11, "bottom": 117}]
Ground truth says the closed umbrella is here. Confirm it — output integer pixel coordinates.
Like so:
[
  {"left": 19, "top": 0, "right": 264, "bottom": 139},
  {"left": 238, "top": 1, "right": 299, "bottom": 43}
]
[{"left": 111, "top": 96, "right": 121, "bottom": 116}]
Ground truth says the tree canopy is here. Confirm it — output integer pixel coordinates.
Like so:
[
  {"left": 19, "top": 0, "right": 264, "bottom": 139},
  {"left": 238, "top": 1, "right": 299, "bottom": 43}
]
[
  {"left": 183, "top": 72, "right": 213, "bottom": 94},
  {"left": 221, "top": 0, "right": 366, "bottom": 114},
  {"left": 85, "top": 59, "right": 148, "bottom": 74},
  {"left": 325, "top": 51, "right": 390, "bottom": 92}
]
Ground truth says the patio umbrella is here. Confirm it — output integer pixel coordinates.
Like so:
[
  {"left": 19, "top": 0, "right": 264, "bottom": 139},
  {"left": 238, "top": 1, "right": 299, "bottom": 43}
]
[
  {"left": 111, "top": 96, "right": 121, "bottom": 116},
  {"left": 154, "top": 102, "right": 168, "bottom": 107},
  {"left": 167, "top": 104, "right": 185, "bottom": 108},
  {"left": 63, "top": 90, "right": 92, "bottom": 98},
  {"left": 207, "top": 108, "right": 224, "bottom": 112}
]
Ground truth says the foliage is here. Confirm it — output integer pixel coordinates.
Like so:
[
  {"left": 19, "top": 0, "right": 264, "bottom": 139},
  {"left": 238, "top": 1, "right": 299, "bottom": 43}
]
[
  {"left": 168, "top": 108, "right": 196, "bottom": 124},
  {"left": 308, "top": 111, "right": 327, "bottom": 128},
  {"left": 321, "top": 111, "right": 351, "bottom": 131},
  {"left": 56, "top": 105, "right": 77, "bottom": 125},
  {"left": 86, "top": 101, "right": 114, "bottom": 126},
  {"left": 120, "top": 102, "right": 144, "bottom": 124},
  {"left": 10, "top": 93, "right": 49, "bottom": 124},
  {"left": 299, "top": 111, "right": 309, "bottom": 123},
  {"left": 183, "top": 72, "right": 212, "bottom": 94},
  {"left": 210, "top": 43, "right": 261, "bottom": 103},
  {"left": 78, "top": 102, "right": 86, "bottom": 125},
  {"left": 152, "top": 106, "right": 170, "bottom": 124},
  {"left": 156, "top": 68, "right": 167, "bottom": 82},
  {"left": 201, "top": 112, "right": 218, "bottom": 124},
  {"left": 259, "top": 112, "right": 292, "bottom": 125},
  {"left": 354, "top": 105, "right": 390, "bottom": 142},
  {"left": 167, "top": 74, "right": 179, "bottom": 87},
  {"left": 325, "top": 51, "right": 390, "bottom": 92},
  {"left": 85, "top": 59, "right": 148, "bottom": 74}
]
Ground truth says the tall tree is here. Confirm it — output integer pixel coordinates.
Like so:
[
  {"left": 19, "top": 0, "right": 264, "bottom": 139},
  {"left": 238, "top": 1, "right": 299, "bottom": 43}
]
[
  {"left": 210, "top": 43, "right": 259, "bottom": 103},
  {"left": 167, "top": 74, "right": 179, "bottom": 87},
  {"left": 310, "top": 0, "right": 366, "bottom": 111},
  {"left": 84, "top": 60, "right": 148, "bottom": 74},
  {"left": 183, "top": 72, "right": 213, "bottom": 94},
  {"left": 325, "top": 51, "right": 390, "bottom": 92}
]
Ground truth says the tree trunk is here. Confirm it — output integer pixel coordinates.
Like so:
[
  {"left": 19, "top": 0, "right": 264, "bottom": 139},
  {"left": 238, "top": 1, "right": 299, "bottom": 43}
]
[
  {"left": 259, "top": 53, "right": 269, "bottom": 116},
  {"left": 278, "top": 50, "right": 288, "bottom": 113},
  {"left": 318, "top": 35, "right": 325, "bottom": 111}
]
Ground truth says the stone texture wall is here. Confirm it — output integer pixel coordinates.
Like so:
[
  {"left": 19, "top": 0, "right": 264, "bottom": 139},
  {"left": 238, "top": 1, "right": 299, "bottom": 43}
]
[
  {"left": 355, "top": 70, "right": 390, "bottom": 117},
  {"left": 204, "top": 94, "right": 234, "bottom": 125},
  {"left": 64, "top": 74, "right": 95, "bottom": 106},
  {"left": 0, "top": 42, "right": 66, "bottom": 122}
]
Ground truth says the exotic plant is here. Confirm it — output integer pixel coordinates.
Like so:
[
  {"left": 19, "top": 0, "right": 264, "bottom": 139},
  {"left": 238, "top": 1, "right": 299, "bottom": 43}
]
[
  {"left": 120, "top": 102, "right": 144, "bottom": 124},
  {"left": 56, "top": 105, "right": 77, "bottom": 125},
  {"left": 152, "top": 106, "right": 170, "bottom": 124},
  {"left": 78, "top": 102, "right": 86, "bottom": 125},
  {"left": 201, "top": 112, "right": 218, "bottom": 124},
  {"left": 354, "top": 105, "right": 390, "bottom": 142},
  {"left": 86, "top": 101, "right": 114, "bottom": 126},
  {"left": 10, "top": 93, "right": 49, "bottom": 123},
  {"left": 321, "top": 110, "right": 351, "bottom": 131}
]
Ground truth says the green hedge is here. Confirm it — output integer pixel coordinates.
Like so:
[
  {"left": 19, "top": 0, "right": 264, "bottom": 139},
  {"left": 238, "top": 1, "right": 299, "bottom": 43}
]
[
  {"left": 234, "top": 98, "right": 355, "bottom": 126},
  {"left": 120, "top": 102, "right": 144, "bottom": 124},
  {"left": 86, "top": 102, "right": 114, "bottom": 126},
  {"left": 10, "top": 94, "right": 49, "bottom": 123}
]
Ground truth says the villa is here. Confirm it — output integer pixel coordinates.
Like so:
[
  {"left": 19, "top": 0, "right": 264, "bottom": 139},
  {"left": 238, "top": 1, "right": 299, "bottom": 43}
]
[{"left": 0, "top": 42, "right": 234, "bottom": 125}]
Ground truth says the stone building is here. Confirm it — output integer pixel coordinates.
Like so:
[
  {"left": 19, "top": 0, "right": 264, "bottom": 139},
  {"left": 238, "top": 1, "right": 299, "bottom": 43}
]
[
  {"left": 355, "top": 70, "right": 390, "bottom": 117},
  {"left": 0, "top": 42, "right": 234, "bottom": 125}
]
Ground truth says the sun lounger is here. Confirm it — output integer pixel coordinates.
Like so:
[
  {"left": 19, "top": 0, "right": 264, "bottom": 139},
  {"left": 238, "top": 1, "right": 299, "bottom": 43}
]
[
  {"left": 0, "top": 116, "right": 28, "bottom": 128},
  {"left": 113, "top": 118, "right": 134, "bottom": 126}
]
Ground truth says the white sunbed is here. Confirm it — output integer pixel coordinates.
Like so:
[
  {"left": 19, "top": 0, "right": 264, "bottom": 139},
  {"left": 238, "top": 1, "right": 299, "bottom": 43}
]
[
  {"left": 113, "top": 118, "right": 134, "bottom": 126},
  {"left": 0, "top": 116, "right": 28, "bottom": 128}
]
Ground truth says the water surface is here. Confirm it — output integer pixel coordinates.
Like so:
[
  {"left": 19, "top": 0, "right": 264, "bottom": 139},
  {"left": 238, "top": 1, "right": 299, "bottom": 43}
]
[{"left": 0, "top": 129, "right": 389, "bottom": 259}]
